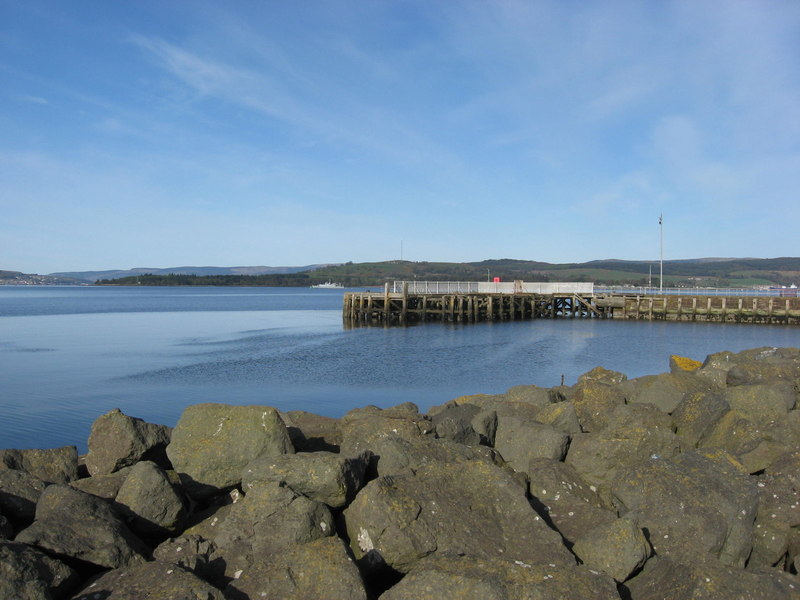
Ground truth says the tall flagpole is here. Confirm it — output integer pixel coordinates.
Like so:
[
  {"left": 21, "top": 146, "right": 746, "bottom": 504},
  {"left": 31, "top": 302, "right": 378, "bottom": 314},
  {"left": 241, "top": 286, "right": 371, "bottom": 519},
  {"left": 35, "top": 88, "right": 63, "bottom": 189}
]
[{"left": 659, "top": 214, "right": 663, "bottom": 294}]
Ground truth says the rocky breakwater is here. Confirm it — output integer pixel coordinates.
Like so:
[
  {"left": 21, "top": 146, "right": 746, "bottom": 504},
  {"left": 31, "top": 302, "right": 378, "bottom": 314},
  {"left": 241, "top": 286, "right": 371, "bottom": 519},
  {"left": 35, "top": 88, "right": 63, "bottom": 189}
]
[{"left": 2, "top": 347, "right": 800, "bottom": 599}]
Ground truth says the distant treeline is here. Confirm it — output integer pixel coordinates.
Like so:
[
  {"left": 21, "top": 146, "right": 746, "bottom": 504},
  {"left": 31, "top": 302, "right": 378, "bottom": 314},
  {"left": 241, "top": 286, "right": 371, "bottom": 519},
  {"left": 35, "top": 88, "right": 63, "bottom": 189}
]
[{"left": 96, "top": 273, "right": 312, "bottom": 286}]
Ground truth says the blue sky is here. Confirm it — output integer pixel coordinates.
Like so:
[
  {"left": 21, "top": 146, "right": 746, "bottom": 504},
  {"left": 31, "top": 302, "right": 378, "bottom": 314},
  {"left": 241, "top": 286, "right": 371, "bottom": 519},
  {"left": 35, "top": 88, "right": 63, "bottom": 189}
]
[{"left": 2, "top": 1, "right": 798, "bottom": 273}]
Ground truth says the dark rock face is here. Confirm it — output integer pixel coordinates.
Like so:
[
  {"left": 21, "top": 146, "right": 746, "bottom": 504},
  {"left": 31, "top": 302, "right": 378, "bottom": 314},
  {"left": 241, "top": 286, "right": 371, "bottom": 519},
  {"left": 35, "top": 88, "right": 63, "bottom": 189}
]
[
  {"left": 0, "top": 446, "right": 79, "bottom": 483},
  {"left": 166, "top": 403, "right": 294, "bottom": 499},
  {"left": 527, "top": 457, "right": 617, "bottom": 545},
  {"left": 113, "top": 461, "right": 186, "bottom": 538},
  {"left": 624, "top": 555, "right": 800, "bottom": 600},
  {"left": 0, "top": 468, "right": 48, "bottom": 525},
  {"left": 344, "top": 459, "right": 573, "bottom": 575},
  {"left": 225, "top": 536, "right": 368, "bottom": 600},
  {"left": 241, "top": 450, "right": 369, "bottom": 508},
  {"left": 15, "top": 484, "right": 149, "bottom": 569},
  {"left": 192, "top": 481, "right": 334, "bottom": 583},
  {"left": 0, "top": 540, "right": 78, "bottom": 600},
  {"left": 281, "top": 409, "right": 342, "bottom": 452},
  {"left": 612, "top": 451, "right": 758, "bottom": 568},
  {"left": 69, "top": 466, "right": 132, "bottom": 500},
  {"left": 70, "top": 561, "right": 226, "bottom": 600},
  {"left": 571, "top": 516, "right": 650, "bottom": 582},
  {"left": 380, "top": 554, "right": 619, "bottom": 600},
  {"left": 85, "top": 408, "right": 171, "bottom": 476}
]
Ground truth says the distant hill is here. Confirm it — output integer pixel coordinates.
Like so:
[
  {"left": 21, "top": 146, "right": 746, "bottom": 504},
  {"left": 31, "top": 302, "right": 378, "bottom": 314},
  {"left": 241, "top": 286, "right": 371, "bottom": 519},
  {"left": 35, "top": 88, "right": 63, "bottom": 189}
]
[
  {"left": 50, "top": 264, "right": 335, "bottom": 283},
  {"left": 1, "top": 270, "right": 84, "bottom": 285},
  {"left": 5, "top": 257, "right": 799, "bottom": 287}
]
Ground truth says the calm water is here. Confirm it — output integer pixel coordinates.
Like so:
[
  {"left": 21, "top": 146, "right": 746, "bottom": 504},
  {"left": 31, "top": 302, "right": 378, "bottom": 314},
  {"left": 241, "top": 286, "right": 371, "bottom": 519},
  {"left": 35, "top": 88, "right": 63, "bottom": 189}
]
[{"left": 1, "top": 286, "right": 798, "bottom": 452}]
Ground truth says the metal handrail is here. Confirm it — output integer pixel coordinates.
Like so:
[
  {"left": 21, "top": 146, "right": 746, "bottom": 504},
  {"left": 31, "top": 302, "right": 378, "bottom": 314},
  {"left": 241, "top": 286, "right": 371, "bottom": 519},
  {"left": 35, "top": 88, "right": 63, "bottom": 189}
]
[{"left": 388, "top": 281, "right": 799, "bottom": 298}]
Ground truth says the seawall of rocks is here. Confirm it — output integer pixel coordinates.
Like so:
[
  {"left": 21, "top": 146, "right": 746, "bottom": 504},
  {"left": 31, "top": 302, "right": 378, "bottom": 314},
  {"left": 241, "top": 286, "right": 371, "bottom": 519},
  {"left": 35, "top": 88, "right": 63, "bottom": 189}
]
[{"left": 2, "top": 346, "right": 800, "bottom": 599}]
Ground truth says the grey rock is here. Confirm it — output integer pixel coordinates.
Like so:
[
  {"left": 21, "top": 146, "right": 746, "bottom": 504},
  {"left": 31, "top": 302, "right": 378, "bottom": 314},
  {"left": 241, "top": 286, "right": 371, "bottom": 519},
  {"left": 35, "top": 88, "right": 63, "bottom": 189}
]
[
  {"left": 624, "top": 554, "right": 800, "bottom": 600},
  {"left": 612, "top": 451, "right": 758, "bottom": 568},
  {"left": 340, "top": 432, "right": 504, "bottom": 480},
  {"left": 727, "top": 359, "right": 800, "bottom": 388},
  {"left": 114, "top": 461, "right": 186, "bottom": 538},
  {"left": 620, "top": 371, "right": 713, "bottom": 414},
  {"left": 504, "top": 383, "right": 558, "bottom": 407},
  {"left": 578, "top": 365, "right": 628, "bottom": 386},
  {"left": 494, "top": 418, "right": 570, "bottom": 469},
  {"left": 281, "top": 409, "right": 342, "bottom": 452},
  {"left": 571, "top": 516, "right": 650, "bottom": 582},
  {"left": 69, "top": 466, "right": 132, "bottom": 500},
  {"left": 724, "top": 383, "right": 796, "bottom": 426},
  {"left": 153, "top": 534, "right": 216, "bottom": 578},
  {"left": 671, "top": 390, "right": 729, "bottom": 448},
  {"left": 0, "top": 446, "right": 79, "bottom": 483},
  {"left": 166, "top": 403, "right": 294, "bottom": 499},
  {"left": 570, "top": 380, "right": 626, "bottom": 431},
  {"left": 225, "top": 536, "right": 368, "bottom": 600},
  {"left": 344, "top": 459, "right": 573, "bottom": 575},
  {"left": 0, "top": 469, "right": 48, "bottom": 524},
  {"left": 429, "top": 403, "right": 483, "bottom": 445},
  {"left": 85, "top": 408, "right": 171, "bottom": 476},
  {"left": 16, "top": 484, "right": 148, "bottom": 569},
  {"left": 533, "top": 400, "right": 582, "bottom": 434},
  {"left": 204, "top": 481, "right": 333, "bottom": 582},
  {"left": 380, "top": 554, "right": 619, "bottom": 600},
  {"left": 70, "top": 561, "right": 226, "bottom": 600},
  {"left": 527, "top": 457, "right": 617, "bottom": 545},
  {"left": 565, "top": 408, "right": 680, "bottom": 492},
  {"left": 0, "top": 540, "right": 78, "bottom": 600},
  {"left": 241, "top": 450, "right": 369, "bottom": 508},
  {"left": 748, "top": 467, "right": 800, "bottom": 569},
  {"left": 340, "top": 403, "right": 434, "bottom": 460}
]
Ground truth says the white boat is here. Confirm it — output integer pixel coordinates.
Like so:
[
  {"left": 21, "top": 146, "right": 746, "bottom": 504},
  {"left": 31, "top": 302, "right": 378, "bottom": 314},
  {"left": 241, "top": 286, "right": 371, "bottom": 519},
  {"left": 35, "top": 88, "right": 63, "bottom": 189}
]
[{"left": 311, "top": 281, "right": 344, "bottom": 289}]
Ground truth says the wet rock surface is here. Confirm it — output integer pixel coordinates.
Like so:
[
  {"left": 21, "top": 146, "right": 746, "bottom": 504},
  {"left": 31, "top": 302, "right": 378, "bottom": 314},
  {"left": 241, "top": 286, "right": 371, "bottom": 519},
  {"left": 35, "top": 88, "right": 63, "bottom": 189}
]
[{"left": 0, "top": 346, "right": 797, "bottom": 599}]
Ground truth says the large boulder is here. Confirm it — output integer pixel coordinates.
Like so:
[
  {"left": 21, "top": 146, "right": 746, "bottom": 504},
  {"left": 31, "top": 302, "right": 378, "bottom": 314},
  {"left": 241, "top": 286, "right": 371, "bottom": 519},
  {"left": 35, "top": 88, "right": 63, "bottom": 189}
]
[
  {"left": 533, "top": 400, "right": 582, "bottom": 435},
  {"left": 198, "top": 481, "right": 334, "bottom": 583},
  {"left": 70, "top": 561, "right": 226, "bottom": 600},
  {"left": 428, "top": 403, "right": 484, "bottom": 445},
  {"left": 671, "top": 391, "right": 729, "bottom": 448},
  {"left": 578, "top": 365, "right": 628, "bottom": 386},
  {"left": 0, "top": 469, "right": 48, "bottom": 525},
  {"left": 281, "top": 410, "right": 342, "bottom": 452},
  {"left": 84, "top": 408, "right": 171, "bottom": 476},
  {"left": 570, "top": 380, "right": 626, "bottom": 432},
  {"left": 748, "top": 460, "right": 800, "bottom": 569},
  {"left": 570, "top": 516, "right": 650, "bottom": 582},
  {"left": 337, "top": 433, "right": 504, "bottom": 481},
  {"left": 611, "top": 450, "right": 758, "bottom": 568},
  {"left": 113, "top": 461, "right": 186, "bottom": 538},
  {"left": 0, "top": 540, "right": 78, "bottom": 600},
  {"left": 620, "top": 371, "right": 713, "bottom": 414},
  {"left": 340, "top": 403, "right": 434, "bottom": 461},
  {"left": 380, "top": 554, "right": 619, "bottom": 600},
  {"left": 565, "top": 405, "right": 681, "bottom": 492},
  {"left": 504, "top": 383, "right": 559, "bottom": 407},
  {"left": 69, "top": 466, "right": 132, "bottom": 500},
  {"left": 0, "top": 446, "right": 79, "bottom": 483},
  {"left": 153, "top": 534, "right": 217, "bottom": 579},
  {"left": 166, "top": 403, "right": 294, "bottom": 499},
  {"left": 723, "top": 383, "right": 796, "bottom": 426},
  {"left": 344, "top": 459, "right": 573, "bottom": 575},
  {"left": 15, "top": 484, "right": 149, "bottom": 569},
  {"left": 624, "top": 554, "right": 800, "bottom": 600},
  {"left": 494, "top": 418, "right": 569, "bottom": 469},
  {"left": 241, "top": 450, "right": 369, "bottom": 508},
  {"left": 225, "top": 536, "right": 368, "bottom": 600},
  {"left": 527, "top": 457, "right": 617, "bottom": 545}
]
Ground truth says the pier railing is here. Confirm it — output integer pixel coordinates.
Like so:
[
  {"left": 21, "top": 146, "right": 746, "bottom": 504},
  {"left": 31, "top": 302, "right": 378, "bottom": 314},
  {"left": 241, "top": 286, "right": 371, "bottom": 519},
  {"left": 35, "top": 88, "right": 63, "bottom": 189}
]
[
  {"left": 596, "top": 286, "right": 798, "bottom": 298},
  {"left": 391, "top": 281, "right": 594, "bottom": 295}
]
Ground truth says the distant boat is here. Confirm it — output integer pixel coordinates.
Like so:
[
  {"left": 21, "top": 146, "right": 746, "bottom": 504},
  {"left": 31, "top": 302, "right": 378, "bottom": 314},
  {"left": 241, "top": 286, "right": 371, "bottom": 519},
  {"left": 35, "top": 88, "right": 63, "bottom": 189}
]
[{"left": 311, "top": 282, "right": 344, "bottom": 289}]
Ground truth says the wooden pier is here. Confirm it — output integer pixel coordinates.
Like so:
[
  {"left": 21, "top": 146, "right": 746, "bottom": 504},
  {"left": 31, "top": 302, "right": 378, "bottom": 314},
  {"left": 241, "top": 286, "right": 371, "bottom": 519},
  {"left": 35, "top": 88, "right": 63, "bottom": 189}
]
[{"left": 343, "top": 282, "right": 800, "bottom": 327}]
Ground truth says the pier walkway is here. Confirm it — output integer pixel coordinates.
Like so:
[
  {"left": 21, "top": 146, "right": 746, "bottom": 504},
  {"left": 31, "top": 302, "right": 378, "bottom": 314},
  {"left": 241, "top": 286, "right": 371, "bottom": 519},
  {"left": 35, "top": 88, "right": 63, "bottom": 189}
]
[{"left": 343, "top": 281, "right": 800, "bottom": 327}]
